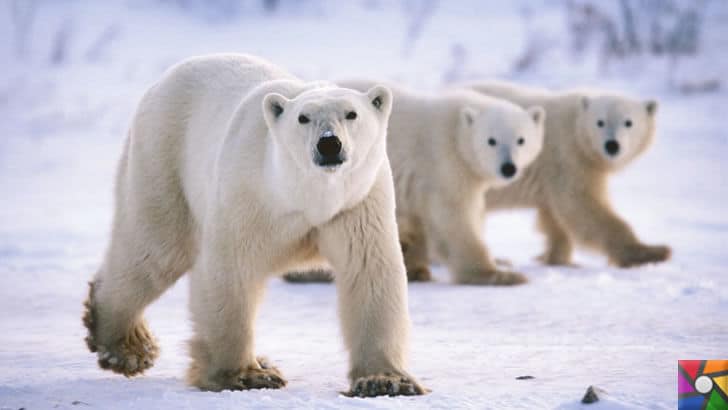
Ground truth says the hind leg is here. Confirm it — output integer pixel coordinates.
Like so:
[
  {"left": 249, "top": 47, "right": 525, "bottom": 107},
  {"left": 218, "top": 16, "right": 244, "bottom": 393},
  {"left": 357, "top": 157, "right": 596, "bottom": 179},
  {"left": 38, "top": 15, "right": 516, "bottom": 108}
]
[
  {"left": 83, "top": 268, "right": 160, "bottom": 377},
  {"left": 398, "top": 216, "right": 432, "bottom": 282},
  {"left": 536, "top": 206, "right": 575, "bottom": 266},
  {"left": 551, "top": 191, "right": 671, "bottom": 268},
  {"left": 84, "top": 142, "right": 194, "bottom": 376},
  {"left": 84, "top": 217, "right": 193, "bottom": 376}
]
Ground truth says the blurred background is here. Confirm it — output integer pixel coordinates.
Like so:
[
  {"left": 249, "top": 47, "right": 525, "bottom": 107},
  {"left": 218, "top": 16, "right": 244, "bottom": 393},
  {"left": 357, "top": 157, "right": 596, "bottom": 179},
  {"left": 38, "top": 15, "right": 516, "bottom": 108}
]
[
  {"left": 0, "top": 0, "right": 728, "bottom": 260},
  {"left": 1, "top": 0, "right": 726, "bottom": 255},
  {"left": 1, "top": 2, "right": 727, "bottom": 408},
  {"left": 2, "top": 0, "right": 726, "bottom": 138}
]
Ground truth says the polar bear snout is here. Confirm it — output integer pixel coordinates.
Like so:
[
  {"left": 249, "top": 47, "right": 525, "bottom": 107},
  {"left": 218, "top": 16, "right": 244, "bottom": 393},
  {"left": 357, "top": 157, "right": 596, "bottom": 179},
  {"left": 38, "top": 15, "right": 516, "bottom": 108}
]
[
  {"left": 315, "top": 131, "right": 346, "bottom": 168},
  {"left": 604, "top": 140, "right": 620, "bottom": 156},
  {"left": 500, "top": 162, "right": 517, "bottom": 179}
]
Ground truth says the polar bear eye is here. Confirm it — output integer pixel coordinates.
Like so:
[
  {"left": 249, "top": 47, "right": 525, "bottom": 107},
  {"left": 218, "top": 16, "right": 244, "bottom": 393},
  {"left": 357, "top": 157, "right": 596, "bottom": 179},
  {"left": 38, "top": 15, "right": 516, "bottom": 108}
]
[
  {"left": 298, "top": 114, "right": 310, "bottom": 124},
  {"left": 597, "top": 120, "right": 605, "bottom": 128},
  {"left": 624, "top": 119, "right": 632, "bottom": 128},
  {"left": 517, "top": 137, "right": 525, "bottom": 145},
  {"left": 488, "top": 138, "right": 497, "bottom": 147},
  {"left": 346, "top": 111, "right": 357, "bottom": 120}
]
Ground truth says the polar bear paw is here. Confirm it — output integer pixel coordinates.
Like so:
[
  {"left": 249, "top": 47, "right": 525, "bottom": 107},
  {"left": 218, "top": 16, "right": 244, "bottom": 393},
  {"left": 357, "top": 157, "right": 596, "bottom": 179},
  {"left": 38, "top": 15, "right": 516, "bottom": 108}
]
[
  {"left": 347, "top": 373, "right": 427, "bottom": 397},
  {"left": 407, "top": 266, "right": 432, "bottom": 282},
  {"left": 95, "top": 323, "right": 159, "bottom": 376},
  {"left": 212, "top": 357, "right": 287, "bottom": 391},
  {"left": 614, "top": 244, "right": 671, "bottom": 268},
  {"left": 457, "top": 269, "right": 528, "bottom": 286},
  {"left": 83, "top": 281, "right": 159, "bottom": 376}
]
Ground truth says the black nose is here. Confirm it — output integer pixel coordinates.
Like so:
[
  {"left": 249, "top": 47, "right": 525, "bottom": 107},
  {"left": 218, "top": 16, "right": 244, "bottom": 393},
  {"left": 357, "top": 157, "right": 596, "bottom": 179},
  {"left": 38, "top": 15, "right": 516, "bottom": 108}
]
[
  {"left": 315, "top": 135, "right": 345, "bottom": 166},
  {"left": 605, "top": 140, "right": 620, "bottom": 156},
  {"left": 501, "top": 162, "right": 517, "bottom": 178},
  {"left": 317, "top": 135, "right": 342, "bottom": 157}
]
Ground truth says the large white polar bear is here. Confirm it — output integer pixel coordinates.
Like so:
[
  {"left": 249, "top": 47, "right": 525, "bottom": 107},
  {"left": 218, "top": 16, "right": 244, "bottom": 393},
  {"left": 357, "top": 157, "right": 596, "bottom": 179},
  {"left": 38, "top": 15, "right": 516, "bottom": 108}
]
[
  {"left": 466, "top": 81, "right": 671, "bottom": 267},
  {"left": 339, "top": 81, "right": 545, "bottom": 284},
  {"left": 82, "top": 54, "right": 425, "bottom": 397}
]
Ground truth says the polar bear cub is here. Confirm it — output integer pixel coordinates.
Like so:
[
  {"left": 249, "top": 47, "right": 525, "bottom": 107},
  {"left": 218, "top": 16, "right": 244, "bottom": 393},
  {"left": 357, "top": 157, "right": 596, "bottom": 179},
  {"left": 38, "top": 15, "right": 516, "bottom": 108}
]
[
  {"left": 82, "top": 54, "right": 425, "bottom": 397},
  {"left": 339, "top": 81, "right": 545, "bottom": 284},
  {"left": 465, "top": 81, "right": 670, "bottom": 267}
]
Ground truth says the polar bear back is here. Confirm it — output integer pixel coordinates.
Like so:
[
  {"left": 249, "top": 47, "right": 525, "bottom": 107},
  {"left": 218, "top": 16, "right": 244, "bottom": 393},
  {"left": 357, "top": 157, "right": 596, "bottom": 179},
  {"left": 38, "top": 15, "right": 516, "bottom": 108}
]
[
  {"left": 467, "top": 81, "right": 581, "bottom": 136},
  {"left": 126, "top": 54, "right": 307, "bottom": 225}
]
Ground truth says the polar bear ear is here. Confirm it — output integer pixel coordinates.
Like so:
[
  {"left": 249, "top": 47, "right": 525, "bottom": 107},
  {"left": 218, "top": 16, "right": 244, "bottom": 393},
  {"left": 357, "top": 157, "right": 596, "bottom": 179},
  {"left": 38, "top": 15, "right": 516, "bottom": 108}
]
[
  {"left": 365, "top": 85, "right": 393, "bottom": 116},
  {"left": 527, "top": 106, "right": 546, "bottom": 125},
  {"left": 262, "top": 92, "right": 288, "bottom": 128},
  {"left": 645, "top": 100, "right": 658, "bottom": 116},
  {"left": 460, "top": 106, "right": 477, "bottom": 127}
]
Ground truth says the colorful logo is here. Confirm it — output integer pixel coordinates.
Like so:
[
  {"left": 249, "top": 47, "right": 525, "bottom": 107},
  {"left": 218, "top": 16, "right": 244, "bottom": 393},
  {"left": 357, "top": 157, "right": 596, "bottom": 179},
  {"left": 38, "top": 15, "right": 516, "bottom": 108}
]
[{"left": 679, "top": 360, "right": 728, "bottom": 410}]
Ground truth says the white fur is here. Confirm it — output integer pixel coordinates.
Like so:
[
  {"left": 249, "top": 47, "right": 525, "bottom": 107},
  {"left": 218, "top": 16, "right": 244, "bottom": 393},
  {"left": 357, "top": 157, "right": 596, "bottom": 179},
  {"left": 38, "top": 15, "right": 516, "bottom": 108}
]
[
  {"left": 340, "top": 80, "right": 545, "bottom": 284},
  {"left": 84, "top": 54, "right": 424, "bottom": 395},
  {"left": 464, "top": 80, "right": 670, "bottom": 267}
]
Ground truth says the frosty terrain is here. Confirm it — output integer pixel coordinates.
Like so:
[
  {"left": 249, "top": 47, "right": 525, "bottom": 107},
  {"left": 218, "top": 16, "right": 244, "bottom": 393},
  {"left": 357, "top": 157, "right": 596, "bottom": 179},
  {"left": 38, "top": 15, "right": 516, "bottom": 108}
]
[{"left": 1, "top": 2, "right": 726, "bottom": 409}]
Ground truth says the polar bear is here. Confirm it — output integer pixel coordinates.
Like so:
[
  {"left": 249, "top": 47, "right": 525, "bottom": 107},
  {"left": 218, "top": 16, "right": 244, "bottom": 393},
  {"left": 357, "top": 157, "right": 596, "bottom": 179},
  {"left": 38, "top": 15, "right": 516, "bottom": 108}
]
[
  {"left": 465, "top": 81, "right": 671, "bottom": 267},
  {"left": 82, "top": 54, "right": 425, "bottom": 397},
  {"left": 322, "top": 81, "right": 544, "bottom": 285}
]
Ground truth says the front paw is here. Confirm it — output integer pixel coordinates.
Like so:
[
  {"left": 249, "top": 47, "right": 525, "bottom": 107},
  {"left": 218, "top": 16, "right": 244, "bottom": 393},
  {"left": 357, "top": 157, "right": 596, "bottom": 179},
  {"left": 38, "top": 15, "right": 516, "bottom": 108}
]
[
  {"left": 347, "top": 373, "right": 427, "bottom": 397},
  {"left": 456, "top": 269, "right": 528, "bottom": 286},
  {"left": 613, "top": 244, "right": 671, "bottom": 268},
  {"left": 203, "top": 357, "right": 287, "bottom": 391},
  {"left": 407, "top": 266, "right": 432, "bottom": 282}
]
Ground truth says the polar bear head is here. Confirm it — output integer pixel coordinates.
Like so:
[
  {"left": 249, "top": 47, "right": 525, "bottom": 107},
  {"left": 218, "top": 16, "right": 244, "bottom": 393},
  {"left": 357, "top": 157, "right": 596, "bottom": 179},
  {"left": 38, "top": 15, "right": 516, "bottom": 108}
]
[
  {"left": 577, "top": 94, "right": 658, "bottom": 170},
  {"left": 262, "top": 85, "right": 393, "bottom": 177},
  {"left": 457, "top": 100, "right": 545, "bottom": 185}
]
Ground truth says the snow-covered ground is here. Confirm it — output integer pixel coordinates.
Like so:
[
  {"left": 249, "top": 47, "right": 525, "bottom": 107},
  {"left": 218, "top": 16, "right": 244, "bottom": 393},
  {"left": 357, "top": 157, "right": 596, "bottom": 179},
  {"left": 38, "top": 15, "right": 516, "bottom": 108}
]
[{"left": 1, "top": 1, "right": 727, "bottom": 409}]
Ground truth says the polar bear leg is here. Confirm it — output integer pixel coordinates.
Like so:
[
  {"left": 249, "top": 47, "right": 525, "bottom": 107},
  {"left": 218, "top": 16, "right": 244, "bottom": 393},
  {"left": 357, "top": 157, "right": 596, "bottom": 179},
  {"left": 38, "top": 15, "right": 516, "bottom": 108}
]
[
  {"left": 317, "top": 172, "right": 426, "bottom": 397},
  {"left": 186, "top": 229, "right": 285, "bottom": 391},
  {"left": 428, "top": 199, "right": 527, "bottom": 286},
  {"left": 84, "top": 144, "right": 194, "bottom": 376},
  {"left": 536, "top": 206, "right": 575, "bottom": 266},
  {"left": 398, "top": 219, "right": 432, "bottom": 282},
  {"left": 552, "top": 191, "right": 671, "bottom": 267},
  {"left": 84, "top": 234, "right": 191, "bottom": 376}
]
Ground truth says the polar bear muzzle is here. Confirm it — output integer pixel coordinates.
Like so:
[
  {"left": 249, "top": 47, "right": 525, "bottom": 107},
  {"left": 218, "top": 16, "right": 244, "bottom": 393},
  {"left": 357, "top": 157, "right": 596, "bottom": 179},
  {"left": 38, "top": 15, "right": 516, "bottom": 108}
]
[
  {"left": 604, "top": 140, "right": 620, "bottom": 156},
  {"left": 500, "top": 162, "right": 517, "bottom": 178},
  {"left": 314, "top": 130, "right": 346, "bottom": 168}
]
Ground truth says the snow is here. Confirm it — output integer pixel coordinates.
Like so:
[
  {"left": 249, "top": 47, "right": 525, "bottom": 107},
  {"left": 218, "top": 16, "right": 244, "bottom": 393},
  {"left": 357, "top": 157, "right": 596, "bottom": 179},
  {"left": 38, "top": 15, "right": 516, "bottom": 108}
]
[{"left": 1, "top": 1, "right": 727, "bottom": 409}]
